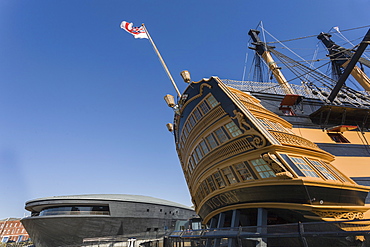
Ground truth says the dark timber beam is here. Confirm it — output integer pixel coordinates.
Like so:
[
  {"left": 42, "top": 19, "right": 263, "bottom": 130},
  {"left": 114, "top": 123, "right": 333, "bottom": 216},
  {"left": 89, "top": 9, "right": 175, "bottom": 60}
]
[{"left": 328, "top": 29, "right": 370, "bottom": 102}]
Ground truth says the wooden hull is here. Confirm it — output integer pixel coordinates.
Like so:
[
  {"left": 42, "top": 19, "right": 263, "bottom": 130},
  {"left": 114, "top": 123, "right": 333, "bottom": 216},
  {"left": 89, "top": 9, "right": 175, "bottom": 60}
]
[{"left": 173, "top": 77, "right": 370, "bottom": 225}]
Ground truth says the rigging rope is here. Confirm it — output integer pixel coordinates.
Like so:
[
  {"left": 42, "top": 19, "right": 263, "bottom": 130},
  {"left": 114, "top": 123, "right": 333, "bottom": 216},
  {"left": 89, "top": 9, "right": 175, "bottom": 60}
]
[{"left": 266, "top": 25, "right": 370, "bottom": 44}]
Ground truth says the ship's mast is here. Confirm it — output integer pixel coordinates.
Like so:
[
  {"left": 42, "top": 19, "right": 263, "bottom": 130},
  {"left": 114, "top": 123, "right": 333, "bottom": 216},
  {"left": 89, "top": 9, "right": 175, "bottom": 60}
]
[
  {"left": 318, "top": 31, "right": 370, "bottom": 92},
  {"left": 248, "top": 29, "right": 295, "bottom": 95}
]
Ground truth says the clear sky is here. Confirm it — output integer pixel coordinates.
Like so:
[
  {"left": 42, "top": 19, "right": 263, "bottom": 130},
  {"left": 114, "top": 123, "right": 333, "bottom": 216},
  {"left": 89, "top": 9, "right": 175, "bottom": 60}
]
[{"left": 0, "top": 0, "right": 369, "bottom": 219}]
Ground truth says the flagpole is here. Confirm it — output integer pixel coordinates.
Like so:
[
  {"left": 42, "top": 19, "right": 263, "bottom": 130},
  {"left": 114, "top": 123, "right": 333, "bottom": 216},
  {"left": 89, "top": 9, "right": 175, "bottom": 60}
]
[{"left": 142, "top": 24, "right": 181, "bottom": 98}]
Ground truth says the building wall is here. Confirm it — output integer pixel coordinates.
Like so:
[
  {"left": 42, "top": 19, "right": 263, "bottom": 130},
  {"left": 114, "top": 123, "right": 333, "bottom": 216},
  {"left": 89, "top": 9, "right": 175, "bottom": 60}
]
[{"left": 0, "top": 218, "right": 30, "bottom": 243}]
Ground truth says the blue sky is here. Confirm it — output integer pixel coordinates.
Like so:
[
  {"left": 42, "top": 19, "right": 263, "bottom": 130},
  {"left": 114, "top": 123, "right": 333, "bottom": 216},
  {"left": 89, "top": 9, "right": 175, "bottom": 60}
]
[{"left": 0, "top": 0, "right": 369, "bottom": 218}]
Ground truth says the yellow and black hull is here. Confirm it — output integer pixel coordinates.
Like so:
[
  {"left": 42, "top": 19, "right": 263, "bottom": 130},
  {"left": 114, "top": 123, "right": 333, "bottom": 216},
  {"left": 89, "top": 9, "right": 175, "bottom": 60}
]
[{"left": 173, "top": 76, "right": 370, "bottom": 225}]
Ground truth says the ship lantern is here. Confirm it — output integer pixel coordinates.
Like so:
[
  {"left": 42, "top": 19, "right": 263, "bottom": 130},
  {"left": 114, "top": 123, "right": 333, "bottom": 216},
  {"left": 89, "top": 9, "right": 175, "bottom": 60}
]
[
  {"left": 164, "top": 94, "right": 176, "bottom": 108},
  {"left": 166, "top": 123, "right": 174, "bottom": 132},
  {"left": 180, "top": 70, "right": 191, "bottom": 83}
]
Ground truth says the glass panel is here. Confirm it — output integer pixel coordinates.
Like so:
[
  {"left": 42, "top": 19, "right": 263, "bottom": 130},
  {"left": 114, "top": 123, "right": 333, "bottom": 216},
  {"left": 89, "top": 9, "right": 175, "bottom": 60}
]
[
  {"left": 207, "top": 176, "right": 217, "bottom": 191},
  {"left": 327, "top": 133, "right": 350, "bottom": 143},
  {"left": 234, "top": 162, "right": 254, "bottom": 181},
  {"left": 182, "top": 125, "right": 189, "bottom": 138},
  {"left": 198, "top": 186, "right": 205, "bottom": 199},
  {"left": 199, "top": 101, "right": 210, "bottom": 115},
  {"left": 195, "top": 146, "right": 203, "bottom": 160},
  {"left": 202, "top": 181, "right": 210, "bottom": 195},
  {"left": 185, "top": 123, "right": 192, "bottom": 135},
  {"left": 250, "top": 158, "right": 276, "bottom": 178},
  {"left": 213, "top": 171, "right": 226, "bottom": 188},
  {"left": 188, "top": 115, "right": 196, "bottom": 127},
  {"left": 193, "top": 108, "right": 202, "bottom": 120},
  {"left": 192, "top": 152, "right": 199, "bottom": 164},
  {"left": 308, "top": 159, "right": 338, "bottom": 180},
  {"left": 289, "top": 157, "right": 320, "bottom": 178},
  {"left": 221, "top": 167, "right": 239, "bottom": 184},
  {"left": 206, "top": 95, "right": 218, "bottom": 108},
  {"left": 188, "top": 156, "right": 195, "bottom": 173},
  {"left": 214, "top": 128, "right": 229, "bottom": 144},
  {"left": 225, "top": 121, "right": 242, "bottom": 137},
  {"left": 39, "top": 205, "right": 110, "bottom": 216},
  {"left": 205, "top": 134, "right": 218, "bottom": 149},
  {"left": 199, "top": 140, "right": 209, "bottom": 155},
  {"left": 258, "top": 118, "right": 273, "bottom": 130}
]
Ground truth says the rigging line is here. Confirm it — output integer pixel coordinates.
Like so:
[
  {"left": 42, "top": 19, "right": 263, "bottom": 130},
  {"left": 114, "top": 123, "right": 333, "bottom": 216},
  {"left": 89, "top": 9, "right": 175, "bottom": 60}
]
[
  {"left": 259, "top": 22, "right": 269, "bottom": 53},
  {"left": 269, "top": 49, "right": 336, "bottom": 86},
  {"left": 241, "top": 52, "right": 248, "bottom": 81},
  {"left": 267, "top": 25, "right": 370, "bottom": 44},
  {"left": 305, "top": 42, "right": 320, "bottom": 82},
  {"left": 356, "top": 126, "right": 370, "bottom": 156},
  {"left": 333, "top": 28, "right": 370, "bottom": 60},
  {"left": 260, "top": 27, "right": 328, "bottom": 76}
]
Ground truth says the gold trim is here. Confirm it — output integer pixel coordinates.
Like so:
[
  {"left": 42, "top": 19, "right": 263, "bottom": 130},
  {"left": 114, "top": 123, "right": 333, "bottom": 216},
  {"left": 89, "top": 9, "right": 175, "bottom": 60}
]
[
  {"left": 202, "top": 202, "right": 370, "bottom": 224},
  {"left": 180, "top": 83, "right": 212, "bottom": 111},
  {"left": 313, "top": 210, "right": 364, "bottom": 220}
]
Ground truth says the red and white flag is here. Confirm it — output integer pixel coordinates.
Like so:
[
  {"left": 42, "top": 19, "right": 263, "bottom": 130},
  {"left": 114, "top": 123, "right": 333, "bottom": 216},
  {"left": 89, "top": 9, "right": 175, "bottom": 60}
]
[{"left": 120, "top": 21, "right": 148, "bottom": 39}]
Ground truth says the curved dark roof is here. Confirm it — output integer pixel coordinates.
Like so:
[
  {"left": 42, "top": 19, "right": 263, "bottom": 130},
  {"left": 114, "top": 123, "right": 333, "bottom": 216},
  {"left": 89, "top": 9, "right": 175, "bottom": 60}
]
[{"left": 25, "top": 194, "right": 192, "bottom": 210}]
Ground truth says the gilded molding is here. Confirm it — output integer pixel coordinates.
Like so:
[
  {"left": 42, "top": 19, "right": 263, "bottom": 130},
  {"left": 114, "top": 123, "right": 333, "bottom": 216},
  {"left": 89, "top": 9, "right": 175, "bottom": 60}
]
[
  {"left": 313, "top": 210, "right": 364, "bottom": 220},
  {"left": 180, "top": 83, "right": 212, "bottom": 110},
  {"left": 231, "top": 109, "right": 266, "bottom": 149},
  {"left": 261, "top": 153, "right": 293, "bottom": 179},
  {"left": 269, "top": 130, "right": 319, "bottom": 150}
]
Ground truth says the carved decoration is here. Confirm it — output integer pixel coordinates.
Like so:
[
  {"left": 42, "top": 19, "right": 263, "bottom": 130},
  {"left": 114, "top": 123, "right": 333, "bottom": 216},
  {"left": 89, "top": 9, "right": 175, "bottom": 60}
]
[
  {"left": 261, "top": 153, "right": 293, "bottom": 179},
  {"left": 231, "top": 109, "right": 266, "bottom": 149},
  {"left": 269, "top": 130, "right": 320, "bottom": 150},
  {"left": 313, "top": 210, "right": 364, "bottom": 220},
  {"left": 181, "top": 83, "right": 212, "bottom": 109}
]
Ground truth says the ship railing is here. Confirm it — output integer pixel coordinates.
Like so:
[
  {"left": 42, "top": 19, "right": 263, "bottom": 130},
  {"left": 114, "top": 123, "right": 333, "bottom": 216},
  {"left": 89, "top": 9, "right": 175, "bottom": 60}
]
[
  {"left": 268, "top": 130, "right": 319, "bottom": 150},
  {"left": 165, "top": 219, "right": 370, "bottom": 246},
  {"left": 222, "top": 79, "right": 370, "bottom": 107},
  {"left": 59, "top": 219, "right": 370, "bottom": 246}
]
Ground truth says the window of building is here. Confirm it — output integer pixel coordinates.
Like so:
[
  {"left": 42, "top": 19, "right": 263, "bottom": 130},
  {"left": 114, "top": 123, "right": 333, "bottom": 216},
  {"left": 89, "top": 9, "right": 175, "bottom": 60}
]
[
  {"left": 214, "top": 127, "right": 229, "bottom": 144},
  {"left": 199, "top": 140, "right": 209, "bottom": 155},
  {"left": 205, "top": 134, "right": 218, "bottom": 150},
  {"left": 195, "top": 146, "right": 203, "bottom": 160},
  {"left": 225, "top": 121, "right": 242, "bottom": 137},
  {"left": 199, "top": 101, "right": 210, "bottom": 115},
  {"left": 206, "top": 95, "right": 218, "bottom": 108},
  {"left": 206, "top": 176, "right": 217, "bottom": 192},
  {"left": 234, "top": 162, "right": 254, "bottom": 181},
  {"left": 327, "top": 133, "right": 350, "bottom": 143},
  {"left": 258, "top": 119, "right": 273, "bottom": 130},
  {"left": 308, "top": 159, "right": 338, "bottom": 180},
  {"left": 250, "top": 158, "right": 276, "bottom": 178},
  {"left": 221, "top": 166, "right": 239, "bottom": 184},
  {"left": 213, "top": 171, "right": 226, "bottom": 188},
  {"left": 188, "top": 156, "right": 195, "bottom": 173},
  {"left": 198, "top": 184, "right": 206, "bottom": 199},
  {"left": 39, "top": 205, "right": 110, "bottom": 216},
  {"left": 280, "top": 107, "right": 295, "bottom": 116},
  {"left": 182, "top": 124, "right": 189, "bottom": 138},
  {"left": 193, "top": 108, "right": 202, "bottom": 121},
  {"left": 202, "top": 181, "right": 210, "bottom": 195},
  {"left": 289, "top": 157, "right": 320, "bottom": 178},
  {"left": 324, "top": 162, "right": 349, "bottom": 182},
  {"left": 192, "top": 152, "right": 199, "bottom": 165},
  {"left": 188, "top": 115, "right": 196, "bottom": 128}
]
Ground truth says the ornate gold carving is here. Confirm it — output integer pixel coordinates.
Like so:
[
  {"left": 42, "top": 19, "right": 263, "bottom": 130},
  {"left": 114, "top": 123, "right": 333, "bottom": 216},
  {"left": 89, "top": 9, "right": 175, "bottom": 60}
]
[
  {"left": 231, "top": 110, "right": 266, "bottom": 149},
  {"left": 261, "top": 153, "right": 293, "bottom": 179},
  {"left": 269, "top": 130, "right": 319, "bottom": 150},
  {"left": 313, "top": 210, "right": 364, "bottom": 220},
  {"left": 181, "top": 83, "right": 212, "bottom": 110}
]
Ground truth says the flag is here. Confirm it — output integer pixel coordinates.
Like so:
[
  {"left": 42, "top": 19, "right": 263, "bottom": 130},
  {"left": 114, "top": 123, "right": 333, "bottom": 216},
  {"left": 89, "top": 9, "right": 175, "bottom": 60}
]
[{"left": 120, "top": 21, "right": 148, "bottom": 39}]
